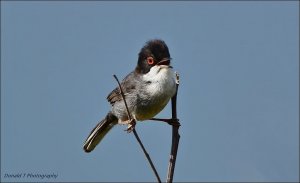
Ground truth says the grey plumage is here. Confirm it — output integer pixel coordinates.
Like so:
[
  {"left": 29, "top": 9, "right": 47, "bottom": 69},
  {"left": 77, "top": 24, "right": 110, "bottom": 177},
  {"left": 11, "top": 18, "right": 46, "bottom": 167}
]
[{"left": 83, "top": 39, "right": 176, "bottom": 153}]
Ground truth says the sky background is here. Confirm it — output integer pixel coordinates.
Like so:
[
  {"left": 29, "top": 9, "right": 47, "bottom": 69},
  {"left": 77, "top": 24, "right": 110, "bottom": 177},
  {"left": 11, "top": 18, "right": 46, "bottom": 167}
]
[{"left": 1, "top": 1, "right": 299, "bottom": 182}]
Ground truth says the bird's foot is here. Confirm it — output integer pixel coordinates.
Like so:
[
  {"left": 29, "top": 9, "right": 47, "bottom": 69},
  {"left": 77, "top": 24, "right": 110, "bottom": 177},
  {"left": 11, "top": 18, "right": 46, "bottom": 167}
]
[
  {"left": 150, "top": 118, "right": 181, "bottom": 127},
  {"left": 125, "top": 119, "right": 136, "bottom": 133}
]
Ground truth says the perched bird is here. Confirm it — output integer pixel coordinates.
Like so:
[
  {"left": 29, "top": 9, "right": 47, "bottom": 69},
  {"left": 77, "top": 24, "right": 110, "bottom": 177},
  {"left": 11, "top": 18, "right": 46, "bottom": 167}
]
[{"left": 83, "top": 39, "right": 176, "bottom": 153}]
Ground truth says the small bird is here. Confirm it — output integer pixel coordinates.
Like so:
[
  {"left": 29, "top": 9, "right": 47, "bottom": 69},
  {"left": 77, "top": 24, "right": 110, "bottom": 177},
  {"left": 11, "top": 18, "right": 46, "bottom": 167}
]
[{"left": 83, "top": 39, "right": 176, "bottom": 153}]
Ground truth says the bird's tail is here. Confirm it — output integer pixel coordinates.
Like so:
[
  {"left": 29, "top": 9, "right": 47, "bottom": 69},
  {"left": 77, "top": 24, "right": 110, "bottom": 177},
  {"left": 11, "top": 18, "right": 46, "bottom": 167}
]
[{"left": 83, "top": 112, "right": 118, "bottom": 153}]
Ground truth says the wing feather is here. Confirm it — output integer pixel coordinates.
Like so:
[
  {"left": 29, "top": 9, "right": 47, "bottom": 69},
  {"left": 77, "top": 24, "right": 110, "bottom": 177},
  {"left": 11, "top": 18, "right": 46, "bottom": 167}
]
[{"left": 106, "top": 71, "right": 138, "bottom": 105}]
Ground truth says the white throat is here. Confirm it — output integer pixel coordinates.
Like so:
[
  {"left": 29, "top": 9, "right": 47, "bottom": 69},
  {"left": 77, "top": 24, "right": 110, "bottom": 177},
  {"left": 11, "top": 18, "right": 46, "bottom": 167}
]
[
  {"left": 142, "top": 65, "right": 176, "bottom": 102},
  {"left": 144, "top": 65, "right": 174, "bottom": 82}
]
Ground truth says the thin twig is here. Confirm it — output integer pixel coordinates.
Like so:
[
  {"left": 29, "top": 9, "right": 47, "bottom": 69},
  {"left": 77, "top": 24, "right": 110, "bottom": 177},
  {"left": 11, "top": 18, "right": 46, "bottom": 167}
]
[
  {"left": 113, "top": 75, "right": 132, "bottom": 120},
  {"left": 132, "top": 129, "right": 161, "bottom": 183},
  {"left": 113, "top": 74, "right": 161, "bottom": 183},
  {"left": 166, "top": 72, "right": 180, "bottom": 183}
]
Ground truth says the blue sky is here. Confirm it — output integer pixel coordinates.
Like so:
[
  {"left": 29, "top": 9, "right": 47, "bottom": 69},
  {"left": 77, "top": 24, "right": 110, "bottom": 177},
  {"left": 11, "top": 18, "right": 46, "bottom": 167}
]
[{"left": 1, "top": 1, "right": 299, "bottom": 182}]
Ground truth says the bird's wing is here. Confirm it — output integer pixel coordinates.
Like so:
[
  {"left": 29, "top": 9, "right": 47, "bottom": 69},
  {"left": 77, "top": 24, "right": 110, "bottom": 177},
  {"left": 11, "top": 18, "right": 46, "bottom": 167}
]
[
  {"left": 107, "top": 71, "right": 138, "bottom": 105},
  {"left": 107, "top": 87, "right": 122, "bottom": 105}
]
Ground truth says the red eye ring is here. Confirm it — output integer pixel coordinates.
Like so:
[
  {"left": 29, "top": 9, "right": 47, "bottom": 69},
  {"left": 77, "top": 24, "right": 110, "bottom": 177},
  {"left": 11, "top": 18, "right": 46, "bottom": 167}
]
[{"left": 147, "top": 57, "right": 154, "bottom": 65}]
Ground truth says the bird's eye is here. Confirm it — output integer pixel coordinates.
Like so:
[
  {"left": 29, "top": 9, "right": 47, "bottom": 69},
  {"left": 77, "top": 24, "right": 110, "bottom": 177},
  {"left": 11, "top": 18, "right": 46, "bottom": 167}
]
[{"left": 147, "top": 57, "right": 154, "bottom": 65}]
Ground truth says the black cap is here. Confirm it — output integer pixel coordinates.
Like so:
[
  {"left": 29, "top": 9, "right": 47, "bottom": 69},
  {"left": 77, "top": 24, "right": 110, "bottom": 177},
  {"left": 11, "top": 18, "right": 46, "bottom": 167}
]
[{"left": 135, "top": 39, "right": 171, "bottom": 74}]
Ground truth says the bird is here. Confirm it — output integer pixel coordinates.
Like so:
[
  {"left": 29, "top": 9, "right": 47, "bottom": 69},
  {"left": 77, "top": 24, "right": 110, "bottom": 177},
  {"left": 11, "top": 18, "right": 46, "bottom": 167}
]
[{"left": 83, "top": 39, "right": 177, "bottom": 153}]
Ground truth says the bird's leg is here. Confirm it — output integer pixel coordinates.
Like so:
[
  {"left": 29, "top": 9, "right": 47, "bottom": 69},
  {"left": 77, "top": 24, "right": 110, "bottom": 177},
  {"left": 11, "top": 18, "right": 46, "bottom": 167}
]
[
  {"left": 125, "top": 119, "right": 136, "bottom": 133},
  {"left": 150, "top": 118, "right": 180, "bottom": 127}
]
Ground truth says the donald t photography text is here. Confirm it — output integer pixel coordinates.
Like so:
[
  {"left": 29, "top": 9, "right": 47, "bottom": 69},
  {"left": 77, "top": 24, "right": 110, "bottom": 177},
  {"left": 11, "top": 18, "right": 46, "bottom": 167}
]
[{"left": 3, "top": 173, "right": 58, "bottom": 180}]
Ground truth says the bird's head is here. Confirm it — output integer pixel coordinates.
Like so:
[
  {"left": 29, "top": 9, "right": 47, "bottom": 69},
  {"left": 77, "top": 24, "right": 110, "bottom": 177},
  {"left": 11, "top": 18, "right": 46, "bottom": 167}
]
[{"left": 135, "top": 39, "right": 172, "bottom": 74}]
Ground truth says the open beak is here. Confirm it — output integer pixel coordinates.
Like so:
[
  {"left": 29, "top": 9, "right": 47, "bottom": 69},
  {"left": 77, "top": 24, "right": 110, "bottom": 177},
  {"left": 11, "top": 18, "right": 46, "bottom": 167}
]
[{"left": 157, "top": 58, "right": 172, "bottom": 67}]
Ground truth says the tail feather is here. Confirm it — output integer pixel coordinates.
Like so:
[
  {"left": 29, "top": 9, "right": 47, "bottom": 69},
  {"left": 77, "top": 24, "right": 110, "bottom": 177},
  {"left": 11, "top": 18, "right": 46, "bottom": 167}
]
[{"left": 83, "top": 112, "right": 117, "bottom": 153}]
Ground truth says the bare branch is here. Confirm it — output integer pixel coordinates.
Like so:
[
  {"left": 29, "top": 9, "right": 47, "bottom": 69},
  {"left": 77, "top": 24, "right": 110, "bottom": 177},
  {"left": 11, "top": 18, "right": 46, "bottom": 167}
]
[
  {"left": 132, "top": 129, "right": 161, "bottom": 183},
  {"left": 167, "top": 72, "right": 180, "bottom": 183},
  {"left": 113, "top": 74, "right": 161, "bottom": 183}
]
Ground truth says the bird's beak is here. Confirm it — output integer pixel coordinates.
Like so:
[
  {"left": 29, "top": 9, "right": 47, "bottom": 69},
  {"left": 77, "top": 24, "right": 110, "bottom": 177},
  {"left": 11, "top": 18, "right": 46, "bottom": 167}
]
[{"left": 157, "top": 58, "right": 172, "bottom": 67}]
